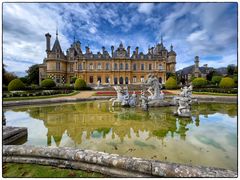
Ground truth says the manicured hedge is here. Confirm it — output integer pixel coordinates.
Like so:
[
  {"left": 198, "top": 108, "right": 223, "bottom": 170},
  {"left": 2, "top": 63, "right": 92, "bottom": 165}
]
[
  {"left": 165, "top": 77, "right": 177, "bottom": 89},
  {"left": 192, "top": 78, "right": 208, "bottom": 88},
  {"left": 41, "top": 79, "right": 56, "bottom": 89},
  {"left": 74, "top": 78, "right": 87, "bottom": 90},
  {"left": 3, "top": 90, "right": 74, "bottom": 98},
  {"left": 8, "top": 79, "right": 25, "bottom": 91},
  {"left": 219, "top": 77, "right": 235, "bottom": 88},
  {"left": 193, "top": 88, "right": 237, "bottom": 94},
  {"left": 211, "top": 76, "right": 222, "bottom": 85}
]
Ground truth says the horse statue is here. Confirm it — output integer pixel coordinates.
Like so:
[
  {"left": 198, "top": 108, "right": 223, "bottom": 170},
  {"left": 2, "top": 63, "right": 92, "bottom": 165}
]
[
  {"left": 145, "top": 74, "right": 163, "bottom": 101},
  {"left": 109, "top": 86, "right": 125, "bottom": 106}
]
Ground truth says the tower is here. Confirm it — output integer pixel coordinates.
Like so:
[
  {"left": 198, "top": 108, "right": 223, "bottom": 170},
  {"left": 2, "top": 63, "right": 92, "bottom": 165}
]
[{"left": 194, "top": 56, "right": 201, "bottom": 77}]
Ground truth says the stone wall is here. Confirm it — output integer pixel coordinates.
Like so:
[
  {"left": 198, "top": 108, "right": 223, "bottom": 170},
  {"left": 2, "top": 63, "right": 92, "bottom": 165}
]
[{"left": 3, "top": 145, "right": 237, "bottom": 177}]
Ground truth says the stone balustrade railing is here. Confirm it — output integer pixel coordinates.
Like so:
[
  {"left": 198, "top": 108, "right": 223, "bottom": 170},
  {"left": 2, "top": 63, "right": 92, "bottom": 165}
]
[{"left": 3, "top": 145, "right": 237, "bottom": 177}]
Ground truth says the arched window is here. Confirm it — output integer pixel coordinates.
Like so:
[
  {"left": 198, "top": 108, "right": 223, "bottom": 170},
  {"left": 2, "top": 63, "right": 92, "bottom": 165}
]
[
  {"left": 125, "top": 77, "right": 129, "bottom": 84},
  {"left": 79, "top": 64, "right": 82, "bottom": 71},
  {"left": 89, "top": 63, "right": 93, "bottom": 70},
  {"left": 119, "top": 77, "right": 123, "bottom": 84},
  {"left": 97, "top": 63, "right": 102, "bottom": 70},
  {"left": 114, "top": 63, "right": 118, "bottom": 70},
  {"left": 125, "top": 63, "right": 129, "bottom": 70},
  {"left": 133, "top": 63, "right": 137, "bottom": 70},
  {"left": 120, "top": 63, "right": 123, "bottom": 70}
]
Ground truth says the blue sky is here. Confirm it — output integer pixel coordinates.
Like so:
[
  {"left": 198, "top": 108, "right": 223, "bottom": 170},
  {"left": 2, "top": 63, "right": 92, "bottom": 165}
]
[{"left": 3, "top": 2, "right": 237, "bottom": 76}]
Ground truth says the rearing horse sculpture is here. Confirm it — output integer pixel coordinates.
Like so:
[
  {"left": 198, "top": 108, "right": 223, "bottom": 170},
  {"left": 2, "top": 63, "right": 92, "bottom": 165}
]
[{"left": 145, "top": 74, "right": 163, "bottom": 101}]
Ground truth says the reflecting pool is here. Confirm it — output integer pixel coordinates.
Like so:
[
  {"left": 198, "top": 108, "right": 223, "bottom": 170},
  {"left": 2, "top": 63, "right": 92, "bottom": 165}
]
[{"left": 4, "top": 101, "right": 237, "bottom": 171}]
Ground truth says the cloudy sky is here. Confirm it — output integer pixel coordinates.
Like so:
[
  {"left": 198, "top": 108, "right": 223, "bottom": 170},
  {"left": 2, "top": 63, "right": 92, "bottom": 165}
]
[{"left": 3, "top": 2, "right": 237, "bottom": 76}]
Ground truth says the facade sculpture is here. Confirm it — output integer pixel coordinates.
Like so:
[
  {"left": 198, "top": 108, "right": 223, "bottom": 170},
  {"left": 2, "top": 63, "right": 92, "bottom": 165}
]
[{"left": 39, "top": 32, "right": 176, "bottom": 85}]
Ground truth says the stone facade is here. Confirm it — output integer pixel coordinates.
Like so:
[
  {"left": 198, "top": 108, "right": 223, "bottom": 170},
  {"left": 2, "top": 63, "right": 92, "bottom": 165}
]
[{"left": 39, "top": 32, "right": 176, "bottom": 85}]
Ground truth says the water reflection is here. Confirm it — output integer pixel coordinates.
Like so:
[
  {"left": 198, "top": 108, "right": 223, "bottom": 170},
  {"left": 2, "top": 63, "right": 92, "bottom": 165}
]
[{"left": 4, "top": 101, "right": 237, "bottom": 170}]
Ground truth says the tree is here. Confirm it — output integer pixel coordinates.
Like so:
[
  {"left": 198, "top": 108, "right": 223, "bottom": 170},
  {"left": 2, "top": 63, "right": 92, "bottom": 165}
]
[
  {"left": 3, "top": 64, "right": 18, "bottom": 86},
  {"left": 74, "top": 78, "right": 87, "bottom": 90},
  {"left": 192, "top": 78, "right": 208, "bottom": 88},
  {"left": 165, "top": 77, "right": 177, "bottom": 89},
  {"left": 8, "top": 79, "right": 25, "bottom": 91},
  {"left": 227, "top": 64, "right": 235, "bottom": 76},
  {"left": 41, "top": 79, "right": 56, "bottom": 89},
  {"left": 219, "top": 77, "right": 235, "bottom": 88},
  {"left": 211, "top": 76, "right": 222, "bottom": 85},
  {"left": 26, "top": 64, "right": 39, "bottom": 85}
]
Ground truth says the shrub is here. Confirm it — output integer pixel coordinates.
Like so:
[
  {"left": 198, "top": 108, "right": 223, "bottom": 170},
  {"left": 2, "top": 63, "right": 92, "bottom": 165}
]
[
  {"left": 219, "top": 77, "right": 235, "bottom": 88},
  {"left": 211, "top": 76, "right": 222, "bottom": 85},
  {"left": 8, "top": 79, "right": 25, "bottom": 91},
  {"left": 233, "top": 75, "right": 238, "bottom": 84},
  {"left": 41, "top": 79, "right": 56, "bottom": 89},
  {"left": 192, "top": 78, "right": 208, "bottom": 88},
  {"left": 165, "top": 77, "right": 177, "bottom": 89},
  {"left": 74, "top": 78, "right": 87, "bottom": 90},
  {"left": 71, "top": 77, "right": 77, "bottom": 84}
]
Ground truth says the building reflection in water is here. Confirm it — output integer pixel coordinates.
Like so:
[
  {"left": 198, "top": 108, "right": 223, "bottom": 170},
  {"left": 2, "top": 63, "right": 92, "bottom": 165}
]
[{"left": 9, "top": 101, "right": 237, "bottom": 147}]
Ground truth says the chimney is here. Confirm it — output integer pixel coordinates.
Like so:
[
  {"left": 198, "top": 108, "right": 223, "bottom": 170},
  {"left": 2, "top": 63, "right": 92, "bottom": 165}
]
[
  {"left": 102, "top": 46, "right": 105, "bottom": 54},
  {"left": 135, "top": 47, "right": 139, "bottom": 55},
  {"left": 85, "top": 46, "right": 90, "bottom": 54},
  {"left": 45, "top": 33, "right": 51, "bottom": 53},
  {"left": 127, "top": 46, "right": 130, "bottom": 57},
  {"left": 111, "top": 45, "right": 114, "bottom": 57}
]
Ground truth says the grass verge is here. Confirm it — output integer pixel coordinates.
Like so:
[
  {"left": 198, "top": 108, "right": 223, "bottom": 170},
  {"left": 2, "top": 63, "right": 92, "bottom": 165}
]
[
  {"left": 3, "top": 163, "right": 105, "bottom": 178},
  {"left": 192, "top": 92, "right": 237, "bottom": 96},
  {"left": 3, "top": 91, "right": 80, "bottom": 101}
]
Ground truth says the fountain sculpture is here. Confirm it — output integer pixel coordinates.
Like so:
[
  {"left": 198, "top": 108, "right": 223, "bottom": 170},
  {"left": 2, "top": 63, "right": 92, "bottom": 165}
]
[
  {"left": 110, "top": 75, "right": 196, "bottom": 116},
  {"left": 173, "top": 85, "right": 196, "bottom": 117},
  {"left": 109, "top": 86, "right": 137, "bottom": 107}
]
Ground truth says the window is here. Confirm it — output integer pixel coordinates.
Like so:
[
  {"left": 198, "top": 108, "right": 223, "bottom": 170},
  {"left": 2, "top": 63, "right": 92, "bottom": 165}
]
[
  {"left": 70, "top": 64, "right": 73, "bottom": 72},
  {"left": 149, "top": 64, "right": 152, "bottom": 70},
  {"left": 125, "top": 63, "right": 129, "bottom": 70},
  {"left": 79, "top": 64, "right": 82, "bottom": 71},
  {"left": 89, "top": 76, "right": 94, "bottom": 83},
  {"left": 56, "top": 62, "right": 60, "bottom": 71},
  {"left": 133, "top": 64, "right": 137, "bottom": 70},
  {"left": 141, "top": 76, "right": 144, "bottom": 83},
  {"left": 114, "top": 77, "right": 118, "bottom": 84},
  {"left": 133, "top": 76, "right": 137, "bottom": 83},
  {"left": 114, "top": 63, "right": 118, "bottom": 70},
  {"left": 159, "top": 64, "right": 163, "bottom": 70},
  {"left": 97, "top": 76, "right": 101, "bottom": 83},
  {"left": 97, "top": 63, "right": 102, "bottom": 70},
  {"left": 89, "top": 63, "right": 93, "bottom": 70},
  {"left": 120, "top": 63, "right": 123, "bottom": 70},
  {"left": 105, "top": 77, "right": 109, "bottom": 83},
  {"left": 106, "top": 63, "right": 110, "bottom": 70},
  {"left": 141, "top": 64, "right": 144, "bottom": 70}
]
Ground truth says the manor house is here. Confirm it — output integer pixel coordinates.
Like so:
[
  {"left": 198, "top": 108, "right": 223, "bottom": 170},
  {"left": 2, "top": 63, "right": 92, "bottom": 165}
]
[{"left": 39, "top": 31, "right": 177, "bottom": 85}]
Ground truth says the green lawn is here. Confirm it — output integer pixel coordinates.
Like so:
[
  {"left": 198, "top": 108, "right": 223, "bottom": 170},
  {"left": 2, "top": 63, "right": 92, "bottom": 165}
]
[
  {"left": 3, "top": 91, "right": 80, "bottom": 101},
  {"left": 3, "top": 163, "right": 105, "bottom": 178}
]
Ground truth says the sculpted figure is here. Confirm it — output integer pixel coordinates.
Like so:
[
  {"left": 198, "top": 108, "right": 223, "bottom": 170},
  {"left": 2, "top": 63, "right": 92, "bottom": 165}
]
[{"left": 140, "top": 90, "right": 148, "bottom": 111}]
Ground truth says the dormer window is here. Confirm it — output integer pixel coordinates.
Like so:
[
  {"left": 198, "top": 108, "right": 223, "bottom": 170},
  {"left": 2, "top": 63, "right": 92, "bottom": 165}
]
[{"left": 141, "top": 55, "right": 144, "bottom": 59}]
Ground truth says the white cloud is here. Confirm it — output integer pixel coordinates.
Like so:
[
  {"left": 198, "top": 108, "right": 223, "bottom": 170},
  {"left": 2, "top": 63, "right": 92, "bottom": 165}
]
[{"left": 138, "top": 3, "right": 154, "bottom": 15}]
